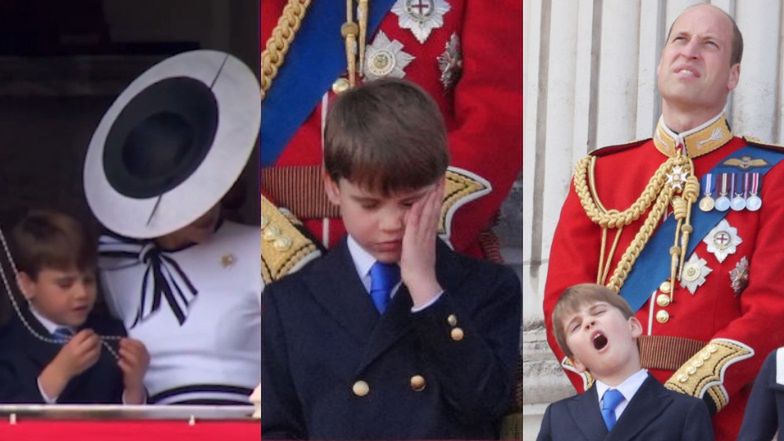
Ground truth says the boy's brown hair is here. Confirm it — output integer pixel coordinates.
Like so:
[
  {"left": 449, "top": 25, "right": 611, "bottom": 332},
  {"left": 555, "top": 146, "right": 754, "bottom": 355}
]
[
  {"left": 11, "top": 209, "right": 96, "bottom": 279},
  {"left": 551, "top": 283, "right": 635, "bottom": 358},
  {"left": 324, "top": 78, "right": 449, "bottom": 195}
]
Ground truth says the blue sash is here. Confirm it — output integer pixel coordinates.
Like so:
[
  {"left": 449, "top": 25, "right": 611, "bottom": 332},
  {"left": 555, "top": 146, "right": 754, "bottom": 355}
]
[
  {"left": 621, "top": 145, "right": 784, "bottom": 312},
  {"left": 260, "top": 0, "right": 397, "bottom": 166}
]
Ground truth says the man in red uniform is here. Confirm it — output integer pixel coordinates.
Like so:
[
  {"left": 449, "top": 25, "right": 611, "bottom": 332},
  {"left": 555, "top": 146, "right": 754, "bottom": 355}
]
[
  {"left": 260, "top": 0, "right": 522, "bottom": 280},
  {"left": 543, "top": 5, "right": 784, "bottom": 441}
]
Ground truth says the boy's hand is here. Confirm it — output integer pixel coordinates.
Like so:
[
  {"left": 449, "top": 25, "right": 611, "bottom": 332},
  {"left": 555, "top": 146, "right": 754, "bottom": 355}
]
[
  {"left": 400, "top": 178, "right": 445, "bottom": 307},
  {"left": 39, "top": 329, "right": 101, "bottom": 400},
  {"left": 118, "top": 338, "right": 149, "bottom": 404},
  {"left": 53, "top": 329, "right": 102, "bottom": 377}
]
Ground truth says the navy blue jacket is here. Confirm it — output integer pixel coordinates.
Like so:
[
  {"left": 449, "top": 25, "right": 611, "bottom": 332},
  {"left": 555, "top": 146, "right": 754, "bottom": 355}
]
[
  {"left": 738, "top": 348, "right": 784, "bottom": 441},
  {"left": 537, "top": 374, "right": 714, "bottom": 441},
  {"left": 262, "top": 238, "right": 521, "bottom": 439},
  {"left": 0, "top": 304, "right": 127, "bottom": 404}
]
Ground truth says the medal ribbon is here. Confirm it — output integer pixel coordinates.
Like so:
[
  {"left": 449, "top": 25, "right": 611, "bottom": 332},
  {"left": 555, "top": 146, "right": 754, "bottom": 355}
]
[
  {"left": 703, "top": 173, "right": 712, "bottom": 197},
  {"left": 621, "top": 145, "right": 784, "bottom": 312}
]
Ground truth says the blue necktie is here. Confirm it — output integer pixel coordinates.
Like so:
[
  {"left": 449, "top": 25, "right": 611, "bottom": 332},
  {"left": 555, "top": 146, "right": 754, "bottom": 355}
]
[
  {"left": 52, "top": 327, "right": 73, "bottom": 344},
  {"left": 369, "top": 262, "right": 400, "bottom": 314},
  {"left": 601, "top": 388, "right": 624, "bottom": 431}
]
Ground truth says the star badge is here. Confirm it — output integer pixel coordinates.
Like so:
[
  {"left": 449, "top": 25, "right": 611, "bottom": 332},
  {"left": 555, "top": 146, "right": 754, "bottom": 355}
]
[
  {"left": 364, "top": 31, "right": 415, "bottom": 80},
  {"left": 730, "top": 256, "right": 749, "bottom": 295},
  {"left": 437, "top": 32, "right": 462, "bottom": 90},
  {"left": 703, "top": 219, "right": 742, "bottom": 263},
  {"left": 679, "top": 253, "right": 711, "bottom": 294},
  {"left": 392, "top": 0, "right": 451, "bottom": 44}
]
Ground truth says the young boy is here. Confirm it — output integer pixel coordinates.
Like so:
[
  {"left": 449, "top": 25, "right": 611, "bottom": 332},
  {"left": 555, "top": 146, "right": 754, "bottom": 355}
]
[
  {"left": 538, "top": 283, "right": 713, "bottom": 440},
  {"left": 0, "top": 209, "right": 149, "bottom": 404},
  {"left": 737, "top": 347, "right": 784, "bottom": 440},
  {"left": 261, "top": 78, "right": 521, "bottom": 439}
]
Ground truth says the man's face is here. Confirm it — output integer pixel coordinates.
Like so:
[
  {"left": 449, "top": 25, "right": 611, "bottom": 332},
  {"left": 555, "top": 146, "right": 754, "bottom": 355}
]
[
  {"left": 562, "top": 301, "right": 642, "bottom": 380},
  {"left": 324, "top": 176, "right": 431, "bottom": 263},
  {"left": 19, "top": 267, "right": 97, "bottom": 327},
  {"left": 657, "top": 5, "right": 740, "bottom": 117}
]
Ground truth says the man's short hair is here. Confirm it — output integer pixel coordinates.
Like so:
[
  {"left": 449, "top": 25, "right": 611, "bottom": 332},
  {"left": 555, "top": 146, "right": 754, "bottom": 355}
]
[
  {"left": 666, "top": 5, "right": 744, "bottom": 65},
  {"left": 551, "top": 283, "right": 635, "bottom": 358},
  {"left": 324, "top": 78, "right": 449, "bottom": 195},
  {"left": 11, "top": 209, "right": 96, "bottom": 279}
]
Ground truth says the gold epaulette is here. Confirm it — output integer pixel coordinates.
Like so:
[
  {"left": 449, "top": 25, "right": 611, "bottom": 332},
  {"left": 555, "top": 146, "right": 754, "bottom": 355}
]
[
  {"left": 743, "top": 135, "right": 784, "bottom": 152},
  {"left": 664, "top": 338, "right": 754, "bottom": 412},
  {"left": 261, "top": 196, "right": 321, "bottom": 284},
  {"left": 561, "top": 356, "right": 594, "bottom": 391},
  {"left": 589, "top": 138, "right": 650, "bottom": 157},
  {"left": 440, "top": 166, "right": 492, "bottom": 244}
]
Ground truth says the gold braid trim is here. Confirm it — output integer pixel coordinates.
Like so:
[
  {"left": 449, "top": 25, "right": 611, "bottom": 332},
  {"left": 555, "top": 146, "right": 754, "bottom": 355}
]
[
  {"left": 664, "top": 338, "right": 754, "bottom": 412},
  {"left": 260, "top": 0, "right": 312, "bottom": 101},
  {"left": 573, "top": 153, "right": 695, "bottom": 291}
]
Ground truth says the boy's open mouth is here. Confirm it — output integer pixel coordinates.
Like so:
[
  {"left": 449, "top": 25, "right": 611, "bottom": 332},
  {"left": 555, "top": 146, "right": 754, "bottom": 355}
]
[{"left": 592, "top": 332, "right": 608, "bottom": 350}]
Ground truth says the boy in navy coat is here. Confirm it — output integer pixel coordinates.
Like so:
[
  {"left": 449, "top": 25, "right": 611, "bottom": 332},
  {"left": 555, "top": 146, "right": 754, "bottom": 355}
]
[
  {"left": 261, "top": 78, "right": 521, "bottom": 439},
  {"left": 0, "top": 209, "right": 149, "bottom": 404},
  {"left": 737, "top": 348, "right": 784, "bottom": 440},
  {"left": 537, "top": 284, "right": 713, "bottom": 441}
]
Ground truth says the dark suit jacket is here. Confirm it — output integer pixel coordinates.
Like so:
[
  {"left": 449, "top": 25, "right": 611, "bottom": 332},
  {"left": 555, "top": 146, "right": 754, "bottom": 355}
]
[
  {"left": 0, "top": 305, "right": 127, "bottom": 403},
  {"left": 737, "top": 349, "right": 784, "bottom": 441},
  {"left": 261, "top": 238, "right": 521, "bottom": 440},
  {"left": 537, "top": 374, "right": 714, "bottom": 441}
]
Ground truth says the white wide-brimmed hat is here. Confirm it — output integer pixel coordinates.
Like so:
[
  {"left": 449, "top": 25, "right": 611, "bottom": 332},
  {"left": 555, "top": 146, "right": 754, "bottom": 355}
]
[{"left": 84, "top": 50, "right": 260, "bottom": 239}]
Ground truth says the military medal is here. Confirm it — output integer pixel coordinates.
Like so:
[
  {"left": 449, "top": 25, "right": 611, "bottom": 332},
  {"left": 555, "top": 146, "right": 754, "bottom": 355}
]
[
  {"left": 437, "top": 33, "right": 462, "bottom": 90},
  {"left": 714, "top": 173, "right": 731, "bottom": 212},
  {"left": 730, "top": 173, "right": 746, "bottom": 211},
  {"left": 363, "top": 31, "right": 415, "bottom": 80},
  {"left": 666, "top": 165, "right": 689, "bottom": 191},
  {"left": 730, "top": 256, "right": 749, "bottom": 295},
  {"left": 703, "top": 219, "right": 742, "bottom": 263},
  {"left": 392, "top": 0, "right": 451, "bottom": 43},
  {"left": 746, "top": 172, "right": 762, "bottom": 211},
  {"left": 698, "top": 173, "right": 715, "bottom": 212},
  {"left": 679, "top": 253, "right": 712, "bottom": 294}
]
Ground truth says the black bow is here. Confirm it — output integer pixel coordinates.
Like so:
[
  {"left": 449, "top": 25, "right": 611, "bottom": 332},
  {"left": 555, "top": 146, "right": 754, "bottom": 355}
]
[{"left": 99, "top": 234, "right": 198, "bottom": 327}]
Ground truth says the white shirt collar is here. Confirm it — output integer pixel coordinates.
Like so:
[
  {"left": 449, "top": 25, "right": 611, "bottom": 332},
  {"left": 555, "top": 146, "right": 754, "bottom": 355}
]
[
  {"left": 595, "top": 368, "right": 648, "bottom": 412},
  {"left": 346, "top": 235, "right": 401, "bottom": 296},
  {"left": 28, "top": 304, "right": 74, "bottom": 335}
]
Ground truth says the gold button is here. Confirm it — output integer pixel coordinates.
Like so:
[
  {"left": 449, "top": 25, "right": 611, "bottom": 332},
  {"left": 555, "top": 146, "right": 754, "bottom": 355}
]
[
  {"left": 450, "top": 327, "right": 464, "bottom": 341},
  {"left": 273, "top": 236, "right": 293, "bottom": 251},
  {"left": 655, "top": 310, "right": 669, "bottom": 324},
  {"left": 352, "top": 380, "right": 369, "bottom": 397},
  {"left": 447, "top": 314, "right": 458, "bottom": 327},
  {"left": 659, "top": 280, "right": 672, "bottom": 294},
  {"left": 332, "top": 78, "right": 351, "bottom": 94},
  {"left": 262, "top": 225, "right": 280, "bottom": 241},
  {"left": 656, "top": 294, "right": 671, "bottom": 307},
  {"left": 410, "top": 375, "right": 426, "bottom": 392}
]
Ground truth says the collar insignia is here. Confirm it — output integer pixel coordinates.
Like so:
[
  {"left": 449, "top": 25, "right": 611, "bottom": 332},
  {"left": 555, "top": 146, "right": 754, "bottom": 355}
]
[{"left": 653, "top": 113, "right": 733, "bottom": 158}]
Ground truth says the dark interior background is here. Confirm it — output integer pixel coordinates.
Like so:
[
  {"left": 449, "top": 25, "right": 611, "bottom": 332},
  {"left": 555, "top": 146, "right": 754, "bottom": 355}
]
[{"left": 0, "top": 0, "right": 260, "bottom": 321}]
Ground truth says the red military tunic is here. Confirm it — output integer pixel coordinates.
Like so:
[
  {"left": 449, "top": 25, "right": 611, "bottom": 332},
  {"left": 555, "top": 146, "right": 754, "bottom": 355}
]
[
  {"left": 260, "top": 0, "right": 522, "bottom": 258},
  {"left": 543, "top": 114, "right": 784, "bottom": 441}
]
